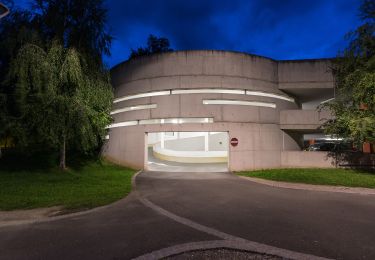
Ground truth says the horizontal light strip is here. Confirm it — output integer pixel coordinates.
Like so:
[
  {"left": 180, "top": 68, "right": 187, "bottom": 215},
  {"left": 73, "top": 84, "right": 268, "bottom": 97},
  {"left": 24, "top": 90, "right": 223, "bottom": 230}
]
[
  {"left": 114, "top": 89, "right": 294, "bottom": 104},
  {"left": 320, "top": 98, "right": 335, "bottom": 104},
  {"left": 203, "top": 99, "right": 276, "bottom": 108},
  {"left": 139, "top": 117, "right": 213, "bottom": 125},
  {"left": 113, "top": 90, "right": 171, "bottom": 103},
  {"left": 172, "top": 89, "right": 245, "bottom": 95},
  {"left": 107, "top": 117, "right": 214, "bottom": 129},
  {"left": 107, "top": 121, "right": 138, "bottom": 129},
  {"left": 246, "top": 90, "right": 294, "bottom": 102},
  {"left": 110, "top": 104, "right": 157, "bottom": 115}
]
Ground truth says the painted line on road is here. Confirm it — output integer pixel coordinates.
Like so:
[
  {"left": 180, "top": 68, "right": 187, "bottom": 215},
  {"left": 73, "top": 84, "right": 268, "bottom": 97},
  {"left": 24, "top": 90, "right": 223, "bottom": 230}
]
[{"left": 137, "top": 196, "right": 240, "bottom": 241}]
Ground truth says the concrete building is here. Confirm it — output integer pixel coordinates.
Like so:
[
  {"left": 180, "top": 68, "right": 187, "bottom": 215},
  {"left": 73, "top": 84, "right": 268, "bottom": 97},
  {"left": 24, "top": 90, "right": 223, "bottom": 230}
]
[
  {"left": 0, "top": 2, "right": 9, "bottom": 19},
  {"left": 103, "top": 50, "right": 335, "bottom": 171}
]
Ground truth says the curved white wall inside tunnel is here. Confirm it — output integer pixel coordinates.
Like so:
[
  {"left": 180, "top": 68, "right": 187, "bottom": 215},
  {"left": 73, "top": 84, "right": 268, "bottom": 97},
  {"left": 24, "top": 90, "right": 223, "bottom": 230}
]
[
  {"left": 103, "top": 50, "right": 334, "bottom": 170},
  {"left": 149, "top": 132, "right": 228, "bottom": 152}
]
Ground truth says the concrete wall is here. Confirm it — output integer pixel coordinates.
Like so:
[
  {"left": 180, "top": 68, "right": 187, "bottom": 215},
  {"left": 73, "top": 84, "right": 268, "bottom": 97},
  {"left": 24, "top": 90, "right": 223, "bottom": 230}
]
[
  {"left": 104, "top": 50, "right": 335, "bottom": 170},
  {"left": 165, "top": 135, "right": 205, "bottom": 151},
  {"left": 209, "top": 133, "right": 229, "bottom": 151},
  {"left": 278, "top": 59, "right": 334, "bottom": 89},
  {"left": 281, "top": 151, "right": 335, "bottom": 168},
  {"left": 163, "top": 132, "right": 228, "bottom": 151},
  {"left": 280, "top": 109, "right": 333, "bottom": 130}
]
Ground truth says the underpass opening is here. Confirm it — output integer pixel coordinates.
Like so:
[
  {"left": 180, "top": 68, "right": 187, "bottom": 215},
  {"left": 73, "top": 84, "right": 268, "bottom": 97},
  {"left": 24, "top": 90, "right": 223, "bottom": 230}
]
[{"left": 146, "top": 132, "right": 229, "bottom": 172}]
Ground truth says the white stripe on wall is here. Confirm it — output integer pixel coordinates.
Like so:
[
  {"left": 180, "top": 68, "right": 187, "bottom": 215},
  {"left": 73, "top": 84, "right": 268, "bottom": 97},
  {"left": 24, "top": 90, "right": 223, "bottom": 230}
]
[
  {"left": 171, "top": 89, "right": 245, "bottom": 95},
  {"left": 202, "top": 99, "right": 276, "bottom": 108},
  {"left": 110, "top": 104, "right": 157, "bottom": 115},
  {"left": 107, "top": 117, "right": 214, "bottom": 129},
  {"left": 245, "top": 90, "right": 294, "bottom": 102},
  {"left": 113, "top": 90, "right": 171, "bottom": 103},
  {"left": 113, "top": 88, "right": 294, "bottom": 104},
  {"left": 107, "top": 121, "right": 138, "bottom": 129}
]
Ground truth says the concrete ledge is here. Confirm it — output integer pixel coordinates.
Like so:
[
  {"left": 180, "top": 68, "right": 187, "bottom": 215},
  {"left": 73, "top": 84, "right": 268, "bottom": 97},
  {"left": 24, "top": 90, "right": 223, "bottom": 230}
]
[{"left": 239, "top": 176, "right": 375, "bottom": 195}]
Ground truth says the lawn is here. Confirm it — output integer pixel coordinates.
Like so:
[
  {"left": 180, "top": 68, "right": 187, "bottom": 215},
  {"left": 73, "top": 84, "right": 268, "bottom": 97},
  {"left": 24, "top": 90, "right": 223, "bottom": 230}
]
[
  {"left": 238, "top": 168, "right": 375, "bottom": 188},
  {"left": 0, "top": 160, "right": 136, "bottom": 211}
]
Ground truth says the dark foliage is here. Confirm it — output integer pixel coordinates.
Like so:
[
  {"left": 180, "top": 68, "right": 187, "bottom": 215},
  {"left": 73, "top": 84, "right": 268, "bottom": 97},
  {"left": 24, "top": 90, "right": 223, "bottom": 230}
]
[{"left": 129, "top": 34, "right": 173, "bottom": 59}]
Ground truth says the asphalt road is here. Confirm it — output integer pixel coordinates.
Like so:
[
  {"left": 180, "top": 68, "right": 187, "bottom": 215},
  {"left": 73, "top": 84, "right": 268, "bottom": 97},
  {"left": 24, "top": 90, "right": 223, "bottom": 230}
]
[{"left": 1, "top": 170, "right": 374, "bottom": 259}]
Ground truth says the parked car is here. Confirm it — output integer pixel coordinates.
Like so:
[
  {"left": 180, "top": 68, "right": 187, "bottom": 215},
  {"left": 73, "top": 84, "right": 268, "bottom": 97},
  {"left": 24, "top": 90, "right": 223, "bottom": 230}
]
[
  {"left": 305, "top": 142, "right": 335, "bottom": 151},
  {"left": 305, "top": 142, "right": 358, "bottom": 152}
]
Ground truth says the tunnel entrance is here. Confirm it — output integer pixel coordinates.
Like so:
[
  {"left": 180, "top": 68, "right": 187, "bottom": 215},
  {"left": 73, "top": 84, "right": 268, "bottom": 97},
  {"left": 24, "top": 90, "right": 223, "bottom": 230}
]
[{"left": 145, "top": 132, "right": 229, "bottom": 172}]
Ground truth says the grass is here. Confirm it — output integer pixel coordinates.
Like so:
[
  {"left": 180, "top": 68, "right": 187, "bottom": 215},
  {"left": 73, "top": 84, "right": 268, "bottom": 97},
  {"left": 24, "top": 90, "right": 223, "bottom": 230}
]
[
  {"left": 0, "top": 159, "right": 136, "bottom": 211},
  {"left": 237, "top": 168, "right": 375, "bottom": 189}
]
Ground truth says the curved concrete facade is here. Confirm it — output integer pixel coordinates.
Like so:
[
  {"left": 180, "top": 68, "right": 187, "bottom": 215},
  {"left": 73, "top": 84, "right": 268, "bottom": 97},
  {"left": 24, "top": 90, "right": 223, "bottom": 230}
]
[{"left": 104, "top": 50, "right": 334, "bottom": 170}]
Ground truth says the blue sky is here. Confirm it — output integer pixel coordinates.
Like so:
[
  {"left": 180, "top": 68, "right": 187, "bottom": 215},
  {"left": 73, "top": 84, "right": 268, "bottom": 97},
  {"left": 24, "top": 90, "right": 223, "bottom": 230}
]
[{"left": 15, "top": 0, "right": 362, "bottom": 67}]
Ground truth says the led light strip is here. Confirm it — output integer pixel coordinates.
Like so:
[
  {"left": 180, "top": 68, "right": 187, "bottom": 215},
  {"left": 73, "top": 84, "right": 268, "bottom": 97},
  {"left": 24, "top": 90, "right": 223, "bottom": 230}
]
[
  {"left": 107, "top": 117, "right": 213, "bottom": 129},
  {"left": 245, "top": 90, "right": 294, "bottom": 102},
  {"left": 113, "top": 90, "right": 171, "bottom": 103},
  {"left": 203, "top": 99, "right": 276, "bottom": 108},
  {"left": 320, "top": 98, "right": 335, "bottom": 104},
  {"left": 139, "top": 117, "right": 213, "bottom": 125},
  {"left": 107, "top": 121, "right": 138, "bottom": 129},
  {"left": 114, "top": 88, "right": 294, "bottom": 104},
  {"left": 110, "top": 104, "right": 157, "bottom": 115},
  {"left": 172, "top": 89, "right": 245, "bottom": 95}
]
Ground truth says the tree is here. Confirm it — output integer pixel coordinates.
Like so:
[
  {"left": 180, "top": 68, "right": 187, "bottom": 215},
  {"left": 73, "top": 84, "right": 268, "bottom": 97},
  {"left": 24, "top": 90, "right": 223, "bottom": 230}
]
[
  {"left": 8, "top": 42, "right": 112, "bottom": 169},
  {"left": 32, "top": 0, "right": 112, "bottom": 67},
  {"left": 129, "top": 34, "right": 173, "bottom": 59},
  {"left": 0, "top": 0, "right": 113, "bottom": 169},
  {"left": 0, "top": 3, "right": 40, "bottom": 157},
  {"left": 322, "top": 0, "right": 375, "bottom": 146}
]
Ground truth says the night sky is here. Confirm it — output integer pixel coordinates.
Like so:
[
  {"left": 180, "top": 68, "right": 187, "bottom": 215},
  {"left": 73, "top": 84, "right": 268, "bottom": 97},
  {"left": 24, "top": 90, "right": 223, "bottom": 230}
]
[{"left": 15, "top": 0, "right": 362, "bottom": 68}]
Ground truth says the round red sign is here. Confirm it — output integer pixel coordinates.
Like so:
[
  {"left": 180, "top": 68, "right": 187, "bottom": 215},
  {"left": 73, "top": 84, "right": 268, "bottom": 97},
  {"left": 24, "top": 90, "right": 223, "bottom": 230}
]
[{"left": 230, "top": 137, "right": 238, "bottom": 147}]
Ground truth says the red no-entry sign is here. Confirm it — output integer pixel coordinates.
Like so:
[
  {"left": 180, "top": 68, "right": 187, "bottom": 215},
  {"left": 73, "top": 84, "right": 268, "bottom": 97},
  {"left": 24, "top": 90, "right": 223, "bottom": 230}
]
[{"left": 230, "top": 137, "right": 238, "bottom": 147}]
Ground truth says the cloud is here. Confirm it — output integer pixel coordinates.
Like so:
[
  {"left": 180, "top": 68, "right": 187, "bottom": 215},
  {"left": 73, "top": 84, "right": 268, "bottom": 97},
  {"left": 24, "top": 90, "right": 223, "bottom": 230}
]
[{"left": 103, "top": 0, "right": 361, "bottom": 66}]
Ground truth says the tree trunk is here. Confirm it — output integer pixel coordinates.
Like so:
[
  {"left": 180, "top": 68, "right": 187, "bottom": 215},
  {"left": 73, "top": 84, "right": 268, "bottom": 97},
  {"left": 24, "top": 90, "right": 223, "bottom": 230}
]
[{"left": 59, "top": 136, "right": 66, "bottom": 170}]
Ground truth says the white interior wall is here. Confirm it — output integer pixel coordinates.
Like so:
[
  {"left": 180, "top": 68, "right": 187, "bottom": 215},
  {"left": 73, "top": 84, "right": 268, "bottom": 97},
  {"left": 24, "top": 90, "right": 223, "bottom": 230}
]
[{"left": 147, "top": 132, "right": 228, "bottom": 152}]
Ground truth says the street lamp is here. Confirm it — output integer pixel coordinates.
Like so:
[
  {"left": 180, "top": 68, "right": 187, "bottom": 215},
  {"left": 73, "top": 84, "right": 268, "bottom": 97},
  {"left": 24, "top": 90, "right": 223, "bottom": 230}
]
[{"left": 0, "top": 2, "right": 9, "bottom": 19}]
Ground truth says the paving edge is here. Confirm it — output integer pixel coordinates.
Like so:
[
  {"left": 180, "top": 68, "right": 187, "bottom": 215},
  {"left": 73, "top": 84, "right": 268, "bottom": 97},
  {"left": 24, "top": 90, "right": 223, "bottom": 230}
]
[
  {"left": 0, "top": 170, "right": 143, "bottom": 228},
  {"left": 238, "top": 176, "right": 375, "bottom": 195},
  {"left": 132, "top": 240, "right": 330, "bottom": 260}
]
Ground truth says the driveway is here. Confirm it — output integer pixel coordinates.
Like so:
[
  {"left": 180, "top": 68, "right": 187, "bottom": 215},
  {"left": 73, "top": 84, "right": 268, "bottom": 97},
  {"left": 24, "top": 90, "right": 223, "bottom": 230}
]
[{"left": 0, "top": 170, "right": 375, "bottom": 259}]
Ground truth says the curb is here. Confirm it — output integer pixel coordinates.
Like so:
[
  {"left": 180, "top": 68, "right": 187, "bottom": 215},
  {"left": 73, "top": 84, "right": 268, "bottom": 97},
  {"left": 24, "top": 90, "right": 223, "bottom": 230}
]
[
  {"left": 133, "top": 240, "right": 331, "bottom": 260},
  {"left": 238, "top": 176, "right": 375, "bottom": 195}
]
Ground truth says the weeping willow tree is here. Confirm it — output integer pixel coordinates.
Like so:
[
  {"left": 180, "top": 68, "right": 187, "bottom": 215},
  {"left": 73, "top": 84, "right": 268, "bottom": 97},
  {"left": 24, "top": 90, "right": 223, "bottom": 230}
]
[{"left": 8, "top": 42, "right": 113, "bottom": 169}]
